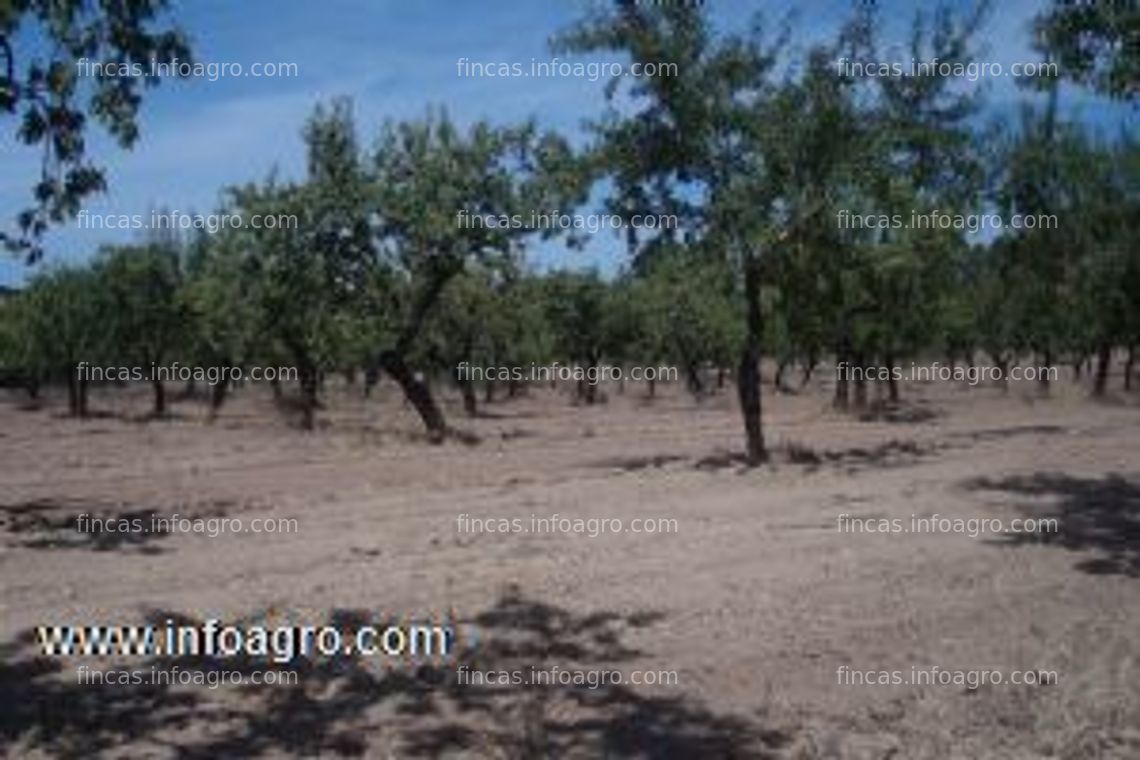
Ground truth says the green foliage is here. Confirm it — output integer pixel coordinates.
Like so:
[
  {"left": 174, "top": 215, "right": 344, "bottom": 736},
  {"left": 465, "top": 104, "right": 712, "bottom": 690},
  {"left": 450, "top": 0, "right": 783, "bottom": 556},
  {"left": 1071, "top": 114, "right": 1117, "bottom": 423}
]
[
  {"left": 1, "top": 0, "right": 192, "bottom": 258},
  {"left": 1036, "top": 0, "right": 1139, "bottom": 100}
]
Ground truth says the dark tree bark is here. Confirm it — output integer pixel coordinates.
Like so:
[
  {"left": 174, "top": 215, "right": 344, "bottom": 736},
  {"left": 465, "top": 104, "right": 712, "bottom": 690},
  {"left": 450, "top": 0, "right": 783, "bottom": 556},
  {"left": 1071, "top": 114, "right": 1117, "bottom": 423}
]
[
  {"left": 298, "top": 363, "right": 319, "bottom": 431},
  {"left": 1038, "top": 348, "right": 1053, "bottom": 394},
  {"left": 852, "top": 352, "right": 868, "bottom": 411},
  {"left": 68, "top": 365, "right": 89, "bottom": 418},
  {"left": 1125, "top": 344, "right": 1135, "bottom": 391},
  {"left": 209, "top": 378, "right": 229, "bottom": 420},
  {"left": 774, "top": 358, "right": 790, "bottom": 394},
  {"left": 685, "top": 359, "right": 705, "bottom": 397},
  {"left": 884, "top": 353, "right": 899, "bottom": 404},
  {"left": 1093, "top": 343, "right": 1111, "bottom": 397},
  {"left": 380, "top": 350, "right": 447, "bottom": 441},
  {"left": 737, "top": 257, "right": 766, "bottom": 464},
  {"left": 460, "top": 376, "right": 478, "bottom": 417},
  {"left": 152, "top": 377, "right": 166, "bottom": 417},
  {"left": 363, "top": 365, "right": 379, "bottom": 398},
  {"left": 375, "top": 262, "right": 458, "bottom": 437},
  {"left": 799, "top": 352, "right": 818, "bottom": 389},
  {"left": 994, "top": 353, "right": 1010, "bottom": 393}
]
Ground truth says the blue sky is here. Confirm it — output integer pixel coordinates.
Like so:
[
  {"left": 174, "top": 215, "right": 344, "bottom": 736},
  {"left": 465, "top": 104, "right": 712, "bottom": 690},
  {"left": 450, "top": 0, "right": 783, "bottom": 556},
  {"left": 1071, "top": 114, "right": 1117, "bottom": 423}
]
[{"left": 1, "top": 0, "right": 1131, "bottom": 287}]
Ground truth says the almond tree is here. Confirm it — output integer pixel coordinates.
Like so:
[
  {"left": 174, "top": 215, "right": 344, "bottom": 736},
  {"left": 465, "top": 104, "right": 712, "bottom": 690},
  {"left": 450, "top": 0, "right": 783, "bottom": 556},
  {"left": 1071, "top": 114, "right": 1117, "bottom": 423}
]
[{"left": 1, "top": 0, "right": 191, "bottom": 258}]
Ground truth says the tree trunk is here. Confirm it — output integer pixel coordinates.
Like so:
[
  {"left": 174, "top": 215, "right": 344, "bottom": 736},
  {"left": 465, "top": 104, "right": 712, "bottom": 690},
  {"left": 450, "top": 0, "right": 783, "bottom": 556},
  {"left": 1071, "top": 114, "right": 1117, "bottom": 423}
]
[
  {"left": 852, "top": 352, "right": 868, "bottom": 411},
  {"left": 1093, "top": 343, "right": 1111, "bottom": 397},
  {"left": 800, "top": 353, "right": 817, "bottom": 389},
  {"left": 685, "top": 360, "right": 705, "bottom": 397},
  {"left": 152, "top": 377, "right": 166, "bottom": 417},
  {"left": 298, "top": 363, "right": 319, "bottom": 431},
  {"left": 646, "top": 376, "right": 656, "bottom": 400},
  {"left": 380, "top": 350, "right": 447, "bottom": 442},
  {"left": 68, "top": 371, "right": 80, "bottom": 417},
  {"left": 834, "top": 328, "right": 852, "bottom": 411},
  {"left": 460, "top": 376, "right": 478, "bottom": 417},
  {"left": 1125, "top": 344, "right": 1135, "bottom": 391},
  {"left": 484, "top": 379, "right": 495, "bottom": 403},
  {"left": 717, "top": 366, "right": 727, "bottom": 390},
  {"left": 774, "top": 359, "right": 789, "bottom": 394},
  {"left": 209, "top": 378, "right": 229, "bottom": 420},
  {"left": 738, "top": 257, "right": 766, "bottom": 464},
  {"left": 578, "top": 355, "right": 599, "bottom": 404},
  {"left": 1038, "top": 348, "right": 1052, "bottom": 394},
  {"left": 994, "top": 353, "right": 1010, "bottom": 393},
  {"left": 363, "top": 366, "right": 380, "bottom": 398},
  {"left": 885, "top": 353, "right": 900, "bottom": 404}
]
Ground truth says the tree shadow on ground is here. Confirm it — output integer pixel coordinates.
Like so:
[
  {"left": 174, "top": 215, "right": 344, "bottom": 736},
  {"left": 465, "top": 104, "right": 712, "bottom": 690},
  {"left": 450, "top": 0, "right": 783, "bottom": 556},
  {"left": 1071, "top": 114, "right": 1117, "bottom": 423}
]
[
  {"left": 589, "top": 454, "right": 688, "bottom": 473},
  {"left": 0, "top": 588, "right": 792, "bottom": 758},
  {"left": 855, "top": 399, "right": 943, "bottom": 424},
  {"left": 692, "top": 439, "right": 938, "bottom": 476},
  {"left": 964, "top": 472, "right": 1140, "bottom": 577},
  {"left": 0, "top": 498, "right": 236, "bottom": 554}
]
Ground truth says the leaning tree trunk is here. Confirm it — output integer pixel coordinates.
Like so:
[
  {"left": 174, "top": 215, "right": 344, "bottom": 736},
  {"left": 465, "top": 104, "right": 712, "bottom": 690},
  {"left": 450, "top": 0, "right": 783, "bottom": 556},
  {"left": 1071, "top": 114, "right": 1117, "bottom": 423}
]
[
  {"left": 774, "top": 358, "right": 790, "bottom": 394},
  {"left": 800, "top": 351, "right": 818, "bottom": 389},
  {"left": 376, "top": 262, "right": 456, "bottom": 439},
  {"left": 380, "top": 350, "right": 447, "bottom": 442},
  {"left": 737, "top": 257, "right": 766, "bottom": 464}
]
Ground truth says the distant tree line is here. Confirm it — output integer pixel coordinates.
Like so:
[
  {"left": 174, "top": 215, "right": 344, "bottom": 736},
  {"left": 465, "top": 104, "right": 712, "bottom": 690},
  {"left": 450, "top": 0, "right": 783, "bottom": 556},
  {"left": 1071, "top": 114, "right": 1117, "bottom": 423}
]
[{"left": 0, "top": 0, "right": 1136, "bottom": 463}]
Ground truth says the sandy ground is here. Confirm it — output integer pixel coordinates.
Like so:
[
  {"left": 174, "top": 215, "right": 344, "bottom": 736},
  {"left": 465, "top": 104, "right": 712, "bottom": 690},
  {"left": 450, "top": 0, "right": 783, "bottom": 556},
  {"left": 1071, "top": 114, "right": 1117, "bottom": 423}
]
[{"left": 1, "top": 371, "right": 1138, "bottom": 758}]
